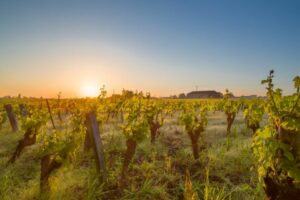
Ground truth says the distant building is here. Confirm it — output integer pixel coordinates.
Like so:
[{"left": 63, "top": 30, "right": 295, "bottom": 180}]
[
  {"left": 186, "top": 90, "right": 223, "bottom": 99},
  {"left": 1, "top": 96, "right": 11, "bottom": 99},
  {"left": 239, "top": 95, "right": 258, "bottom": 99}
]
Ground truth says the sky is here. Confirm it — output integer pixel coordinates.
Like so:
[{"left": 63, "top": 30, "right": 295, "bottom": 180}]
[{"left": 0, "top": 0, "right": 299, "bottom": 97}]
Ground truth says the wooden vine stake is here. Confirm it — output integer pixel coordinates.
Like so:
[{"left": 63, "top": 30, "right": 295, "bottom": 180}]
[
  {"left": 85, "top": 112, "right": 106, "bottom": 181},
  {"left": 4, "top": 104, "right": 18, "bottom": 132},
  {"left": 46, "top": 99, "right": 56, "bottom": 129},
  {"left": 84, "top": 130, "right": 92, "bottom": 152}
]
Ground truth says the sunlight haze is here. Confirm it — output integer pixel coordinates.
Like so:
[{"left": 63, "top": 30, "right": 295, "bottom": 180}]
[{"left": 0, "top": 1, "right": 299, "bottom": 97}]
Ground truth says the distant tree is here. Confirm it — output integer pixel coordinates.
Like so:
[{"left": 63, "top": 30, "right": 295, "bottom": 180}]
[
  {"left": 178, "top": 93, "right": 186, "bottom": 99},
  {"left": 146, "top": 92, "right": 151, "bottom": 99},
  {"left": 122, "top": 89, "right": 135, "bottom": 99},
  {"left": 110, "top": 94, "right": 121, "bottom": 99},
  {"left": 224, "top": 89, "right": 234, "bottom": 98}
]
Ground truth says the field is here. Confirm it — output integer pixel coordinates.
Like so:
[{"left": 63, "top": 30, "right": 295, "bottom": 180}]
[
  {"left": 1, "top": 100, "right": 264, "bottom": 200},
  {"left": 0, "top": 75, "right": 299, "bottom": 200}
]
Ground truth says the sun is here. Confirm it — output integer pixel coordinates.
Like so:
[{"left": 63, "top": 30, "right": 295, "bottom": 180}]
[{"left": 81, "top": 84, "right": 99, "bottom": 97}]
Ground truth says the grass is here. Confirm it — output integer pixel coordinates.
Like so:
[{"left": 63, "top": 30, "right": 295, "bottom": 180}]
[{"left": 0, "top": 111, "right": 265, "bottom": 199}]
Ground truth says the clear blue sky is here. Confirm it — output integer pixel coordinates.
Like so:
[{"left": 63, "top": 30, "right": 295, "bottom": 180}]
[{"left": 0, "top": 0, "right": 299, "bottom": 97}]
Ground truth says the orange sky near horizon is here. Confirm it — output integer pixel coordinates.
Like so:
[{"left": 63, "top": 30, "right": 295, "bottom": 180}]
[{"left": 1, "top": 1, "right": 299, "bottom": 98}]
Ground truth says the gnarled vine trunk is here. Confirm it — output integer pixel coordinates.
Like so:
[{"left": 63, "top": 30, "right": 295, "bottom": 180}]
[
  {"left": 150, "top": 121, "right": 161, "bottom": 144},
  {"left": 120, "top": 138, "right": 137, "bottom": 184},
  {"left": 226, "top": 113, "right": 235, "bottom": 136},
  {"left": 263, "top": 127, "right": 300, "bottom": 199},
  {"left": 40, "top": 155, "right": 62, "bottom": 192},
  {"left": 264, "top": 169, "right": 300, "bottom": 200},
  {"left": 188, "top": 131, "right": 201, "bottom": 159},
  {"left": 245, "top": 118, "right": 259, "bottom": 134},
  {"left": 249, "top": 123, "right": 259, "bottom": 134},
  {"left": 8, "top": 128, "right": 37, "bottom": 164}
]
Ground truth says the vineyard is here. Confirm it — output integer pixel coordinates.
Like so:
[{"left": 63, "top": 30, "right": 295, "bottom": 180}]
[{"left": 0, "top": 71, "right": 299, "bottom": 200}]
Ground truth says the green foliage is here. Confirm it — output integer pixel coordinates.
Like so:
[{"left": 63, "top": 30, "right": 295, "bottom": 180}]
[
  {"left": 243, "top": 100, "right": 264, "bottom": 133},
  {"left": 38, "top": 108, "right": 85, "bottom": 163},
  {"left": 178, "top": 103, "right": 208, "bottom": 134},
  {"left": 144, "top": 100, "right": 164, "bottom": 126},
  {"left": 221, "top": 89, "right": 240, "bottom": 116},
  {"left": 121, "top": 96, "right": 149, "bottom": 143},
  {"left": 19, "top": 107, "right": 48, "bottom": 131},
  {"left": 0, "top": 110, "right": 7, "bottom": 129},
  {"left": 253, "top": 70, "right": 300, "bottom": 197}
]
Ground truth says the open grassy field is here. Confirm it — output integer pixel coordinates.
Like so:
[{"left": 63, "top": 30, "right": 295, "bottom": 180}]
[{"left": 0, "top": 110, "right": 265, "bottom": 200}]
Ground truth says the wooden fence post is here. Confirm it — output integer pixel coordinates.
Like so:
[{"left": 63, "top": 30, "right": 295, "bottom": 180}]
[
  {"left": 85, "top": 112, "right": 106, "bottom": 180},
  {"left": 4, "top": 104, "right": 18, "bottom": 132}
]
